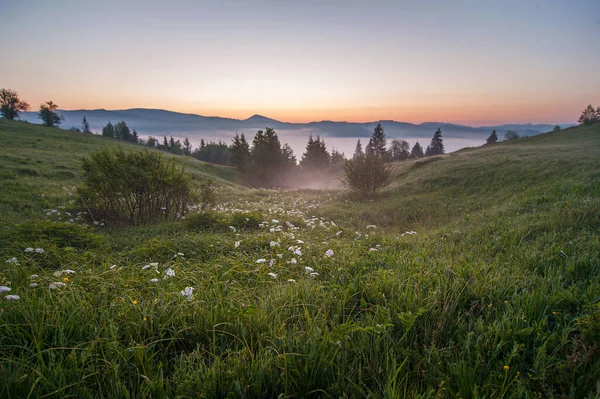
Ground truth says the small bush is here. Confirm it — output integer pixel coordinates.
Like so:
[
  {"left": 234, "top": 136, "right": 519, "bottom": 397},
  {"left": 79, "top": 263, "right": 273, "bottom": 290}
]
[
  {"left": 184, "top": 211, "right": 224, "bottom": 231},
  {"left": 228, "top": 211, "right": 263, "bottom": 230},
  {"left": 78, "top": 148, "right": 196, "bottom": 226},
  {"left": 197, "top": 179, "right": 216, "bottom": 211},
  {"left": 343, "top": 155, "right": 391, "bottom": 197},
  {"left": 13, "top": 220, "right": 103, "bottom": 249}
]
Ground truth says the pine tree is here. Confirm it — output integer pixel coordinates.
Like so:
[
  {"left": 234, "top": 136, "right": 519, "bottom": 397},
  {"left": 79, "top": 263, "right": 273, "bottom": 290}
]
[
  {"left": 132, "top": 129, "right": 139, "bottom": 143},
  {"left": 249, "top": 128, "right": 283, "bottom": 186},
  {"left": 486, "top": 129, "right": 498, "bottom": 144},
  {"left": 81, "top": 116, "right": 91, "bottom": 133},
  {"left": 230, "top": 133, "right": 251, "bottom": 171},
  {"left": 102, "top": 122, "right": 115, "bottom": 138},
  {"left": 200, "top": 139, "right": 206, "bottom": 149},
  {"left": 300, "top": 135, "right": 330, "bottom": 172},
  {"left": 425, "top": 128, "right": 445, "bottom": 156},
  {"left": 410, "top": 142, "right": 424, "bottom": 158},
  {"left": 162, "top": 136, "right": 169, "bottom": 149},
  {"left": 183, "top": 137, "right": 192, "bottom": 155},
  {"left": 353, "top": 139, "right": 364, "bottom": 159},
  {"left": 330, "top": 148, "right": 345, "bottom": 171},
  {"left": 114, "top": 121, "right": 131, "bottom": 141},
  {"left": 366, "top": 123, "right": 388, "bottom": 159}
]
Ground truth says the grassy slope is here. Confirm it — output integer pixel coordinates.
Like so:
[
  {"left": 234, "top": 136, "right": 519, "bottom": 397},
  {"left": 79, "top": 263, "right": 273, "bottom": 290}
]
[
  {"left": 0, "top": 121, "right": 599, "bottom": 398},
  {"left": 0, "top": 119, "right": 242, "bottom": 228}
]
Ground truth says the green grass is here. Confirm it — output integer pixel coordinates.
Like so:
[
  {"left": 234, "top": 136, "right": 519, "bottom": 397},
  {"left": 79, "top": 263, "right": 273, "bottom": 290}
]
[{"left": 1, "top": 120, "right": 599, "bottom": 398}]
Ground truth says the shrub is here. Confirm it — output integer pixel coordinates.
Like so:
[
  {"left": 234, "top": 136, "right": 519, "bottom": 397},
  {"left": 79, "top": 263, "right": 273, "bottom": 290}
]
[
  {"left": 228, "top": 211, "right": 263, "bottom": 230},
  {"left": 184, "top": 211, "right": 224, "bottom": 231},
  {"left": 198, "top": 179, "right": 216, "bottom": 211},
  {"left": 343, "top": 155, "right": 391, "bottom": 197},
  {"left": 79, "top": 148, "right": 196, "bottom": 226}
]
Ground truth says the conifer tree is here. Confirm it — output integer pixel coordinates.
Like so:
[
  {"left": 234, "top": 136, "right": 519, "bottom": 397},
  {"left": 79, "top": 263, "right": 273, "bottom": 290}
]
[
  {"left": 486, "top": 129, "right": 498, "bottom": 144},
  {"left": 183, "top": 137, "right": 192, "bottom": 155},
  {"left": 102, "top": 122, "right": 115, "bottom": 138},
  {"left": 230, "top": 133, "right": 251, "bottom": 171},
  {"left": 410, "top": 142, "right": 424, "bottom": 158},
  {"left": 132, "top": 129, "right": 139, "bottom": 143},
  {"left": 353, "top": 139, "right": 364, "bottom": 159},
  {"left": 300, "top": 134, "right": 330, "bottom": 171},
  {"left": 366, "top": 123, "right": 388, "bottom": 159},
  {"left": 114, "top": 121, "right": 131, "bottom": 141},
  {"left": 425, "top": 128, "right": 445, "bottom": 156},
  {"left": 81, "top": 116, "right": 91, "bottom": 133}
]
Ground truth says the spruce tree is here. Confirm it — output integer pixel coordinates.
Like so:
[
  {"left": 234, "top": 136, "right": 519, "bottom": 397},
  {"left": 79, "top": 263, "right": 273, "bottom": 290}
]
[
  {"left": 132, "top": 129, "right": 139, "bottom": 143},
  {"left": 353, "top": 139, "right": 364, "bottom": 159},
  {"left": 425, "top": 128, "right": 445, "bottom": 156},
  {"left": 114, "top": 121, "right": 131, "bottom": 141},
  {"left": 230, "top": 133, "right": 251, "bottom": 171},
  {"left": 410, "top": 142, "right": 424, "bottom": 158},
  {"left": 301, "top": 135, "right": 330, "bottom": 171},
  {"left": 486, "top": 129, "right": 498, "bottom": 144},
  {"left": 81, "top": 116, "right": 91, "bottom": 133},
  {"left": 102, "top": 122, "right": 115, "bottom": 138},
  {"left": 366, "top": 123, "right": 388, "bottom": 159},
  {"left": 183, "top": 137, "right": 192, "bottom": 155}
]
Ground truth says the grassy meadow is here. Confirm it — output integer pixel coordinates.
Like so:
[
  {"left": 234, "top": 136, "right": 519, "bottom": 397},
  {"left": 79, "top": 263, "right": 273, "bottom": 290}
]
[{"left": 1, "top": 119, "right": 599, "bottom": 398}]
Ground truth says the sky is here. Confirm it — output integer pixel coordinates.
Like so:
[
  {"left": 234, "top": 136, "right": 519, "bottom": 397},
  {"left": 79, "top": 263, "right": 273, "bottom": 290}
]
[{"left": 1, "top": 0, "right": 599, "bottom": 125}]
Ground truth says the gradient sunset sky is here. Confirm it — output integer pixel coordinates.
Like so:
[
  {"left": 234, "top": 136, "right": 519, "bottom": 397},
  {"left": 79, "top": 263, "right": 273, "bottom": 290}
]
[{"left": 1, "top": 0, "right": 599, "bottom": 125}]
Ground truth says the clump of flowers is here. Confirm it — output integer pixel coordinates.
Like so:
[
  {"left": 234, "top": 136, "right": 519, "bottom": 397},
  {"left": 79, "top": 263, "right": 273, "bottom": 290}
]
[{"left": 181, "top": 286, "right": 194, "bottom": 300}]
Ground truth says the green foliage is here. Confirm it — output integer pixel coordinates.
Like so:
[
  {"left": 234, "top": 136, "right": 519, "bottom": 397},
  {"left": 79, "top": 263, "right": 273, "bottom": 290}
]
[
  {"left": 0, "top": 88, "right": 29, "bottom": 120},
  {"left": 197, "top": 179, "right": 216, "bottom": 211},
  {"left": 184, "top": 211, "right": 263, "bottom": 231},
  {"left": 366, "top": 123, "right": 388, "bottom": 159},
  {"left": 504, "top": 130, "right": 521, "bottom": 141},
  {"left": 81, "top": 116, "right": 91, "bottom": 133},
  {"left": 38, "top": 101, "right": 63, "bottom": 127},
  {"left": 343, "top": 154, "right": 392, "bottom": 197},
  {"left": 102, "top": 121, "right": 115, "bottom": 138},
  {"left": 192, "top": 140, "right": 230, "bottom": 165},
  {"left": 410, "top": 141, "right": 424, "bottom": 158},
  {"left": 486, "top": 129, "right": 498, "bottom": 144},
  {"left": 578, "top": 104, "right": 600, "bottom": 125},
  {"left": 390, "top": 139, "right": 410, "bottom": 161},
  {"left": 425, "top": 128, "right": 445, "bottom": 156},
  {"left": 11, "top": 220, "right": 103, "bottom": 249},
  {"left": 79, "top": 148, "right": 196, "bottom": 226},
  {"left": 230, "top": 133, "right": 251, "bottom": 171},
  {"left": 353, "top": 139, "right": 364, "bottom": 159},
  {"left": 300, "top": 134, "right": 330, "bottom": 172}
]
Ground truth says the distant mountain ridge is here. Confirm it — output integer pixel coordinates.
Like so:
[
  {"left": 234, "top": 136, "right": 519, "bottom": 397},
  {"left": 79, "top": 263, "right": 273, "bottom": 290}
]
[{"left": 18, "top": 108, "right": 574, "bottom": 140}]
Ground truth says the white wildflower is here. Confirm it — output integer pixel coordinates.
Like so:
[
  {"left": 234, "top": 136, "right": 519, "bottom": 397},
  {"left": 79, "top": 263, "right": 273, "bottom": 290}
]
[
  {"left": 369, "top": 248, "right": 377, "bottom": 252},
  {"left": 49, "top": 282, "right": 65, "bottom": 289},
  {"left": 180, "top": 286, "right": 194, "bottom": 299},
  {"left": 325, "top": 249, "right": 334, "bottom": 258},
  {"left": 34, "top": 248, "right": 44, "bottom": 254},
  {"left": 366, "top": 225, "right": 377, "bottom": 229},
  {"left": 5, "top": 257, "right": 20, "bottom": 265},
  {"left": 110, "top": 264, "right": 117, "bottom": 270},
  {"left": 30, "top": 283, "right": 39, "bottom": 288},
  {"left": 234, "top": 241, "right": 241, "bottom": 248},
  {"left": 288, "top": 258, "right": 297, "bottom": 265},
  {"left": 309, "top": 272, "right": 319, "bottom": 278},
  {"left": 0, "top": 286, "right": 11, "bottom": 293},
  {"left": 336, "top": 231, "right": 343, "bottom": 237},
  {"left": 53, "top": 271, "right": 63, "bottom": 277},
  {"left": 4, "top": 295, "right": 20, "bottom": 300},
  {"left": 63, "top": 269, "right": 76, "bottom": 274},
  {"left": 30, "top": 274, "right": 39, "bottom": 279},
  {"left": 164, "top": 268, "right": 175, "bottom": 278},
  {"left": 228, "top": 225, "right": 236, "bottom": 232},
  {"left": 272, "top": 219, "right": 279, "bottom": 224},
  {"left": 270, "top": 241, "right": 280, "bottom": 247},
  {"left": 296, "top": 240, "right": 304, "bottom": 244},
  {"left": 305, "top": 266, "right": 314, "bottom": 272},
  {"left": 24, "top": 248, "right": 34, "bottom": 253},
  {"left": 149, "top": 278, "right": 159, "bottom": 283},
  {"left": 267, "top": 272, "right": 278, "bottom": 279},
  {"left": 294, "top": 248, "right": 302, "bottom": 257},
  {"left": 287, "top": 279, "right": 296, "bottom": 283},
  {"left": 256, "top": 259, "right": 267, "bottom": 264}
]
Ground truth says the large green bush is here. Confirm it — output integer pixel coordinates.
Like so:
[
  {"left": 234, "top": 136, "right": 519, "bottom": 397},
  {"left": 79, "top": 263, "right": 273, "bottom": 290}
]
[
  {"left": 343, "top": 154, "right": 391, "bottom": 197},
  {"left": 79, "top": 148, "right": 196, "bottom": 226}
]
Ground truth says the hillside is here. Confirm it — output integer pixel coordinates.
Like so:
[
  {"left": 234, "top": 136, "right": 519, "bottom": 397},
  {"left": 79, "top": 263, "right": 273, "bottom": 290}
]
[
  {"left": 0, "top": 121, "right": 598, "bottom": 397},
  {"left": 0, "top": 119, "right": 242, "bottom": 228}
]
